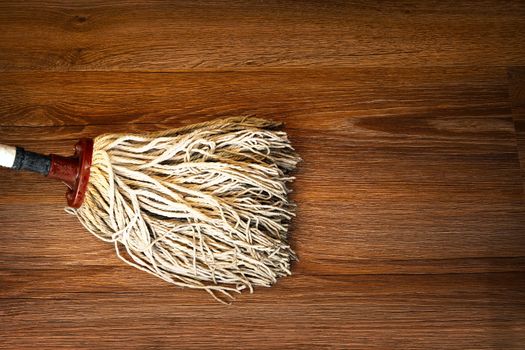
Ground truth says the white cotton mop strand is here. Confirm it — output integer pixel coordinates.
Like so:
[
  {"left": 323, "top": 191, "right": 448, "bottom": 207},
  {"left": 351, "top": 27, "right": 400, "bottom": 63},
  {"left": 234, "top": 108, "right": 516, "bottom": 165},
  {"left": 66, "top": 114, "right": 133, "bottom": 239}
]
[{"left": 0, "top": 117, "right": 300, "bottom": 303}]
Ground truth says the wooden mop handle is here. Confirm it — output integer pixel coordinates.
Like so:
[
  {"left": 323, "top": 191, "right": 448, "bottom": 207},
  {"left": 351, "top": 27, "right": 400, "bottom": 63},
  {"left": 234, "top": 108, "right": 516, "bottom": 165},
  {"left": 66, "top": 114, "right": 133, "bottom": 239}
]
[{"left": 0, "top": 138, "right": 94, "bottom": 208}]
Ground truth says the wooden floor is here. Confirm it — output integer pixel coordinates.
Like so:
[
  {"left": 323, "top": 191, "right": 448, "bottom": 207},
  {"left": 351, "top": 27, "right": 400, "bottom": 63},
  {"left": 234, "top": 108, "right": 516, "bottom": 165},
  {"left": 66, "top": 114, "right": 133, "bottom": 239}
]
[{"left": 1, "top": 1, "right": 525, "bottom": 349}]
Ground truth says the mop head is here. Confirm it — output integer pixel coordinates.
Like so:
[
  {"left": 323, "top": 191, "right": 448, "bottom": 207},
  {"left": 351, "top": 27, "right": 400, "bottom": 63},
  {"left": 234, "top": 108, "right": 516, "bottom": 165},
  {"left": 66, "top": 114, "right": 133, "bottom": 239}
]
[{"left": 70, "top": 117, "right": 300, "bottom": 302}]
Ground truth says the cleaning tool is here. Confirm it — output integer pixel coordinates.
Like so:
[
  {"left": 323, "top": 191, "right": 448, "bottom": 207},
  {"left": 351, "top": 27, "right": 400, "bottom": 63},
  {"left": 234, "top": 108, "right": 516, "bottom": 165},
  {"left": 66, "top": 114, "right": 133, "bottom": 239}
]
[{"left": 0, "top": 117, "right": 300, "bottom": 302}]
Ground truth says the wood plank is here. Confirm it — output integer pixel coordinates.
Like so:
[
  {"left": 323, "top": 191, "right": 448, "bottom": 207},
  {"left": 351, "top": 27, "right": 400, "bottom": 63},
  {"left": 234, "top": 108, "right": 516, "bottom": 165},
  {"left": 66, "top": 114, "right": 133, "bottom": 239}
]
[
  {"left": 3, "top": 263, "right": 525, "bottom": 299},
  {"left": 0, "top": 1, "right": 524, "bottom": 71},
  {"left": 1, "top": 273, "right": 524, "bottom": 349},
  {"left": 0, "top": 68, "right": 512, "bottom": 127}
]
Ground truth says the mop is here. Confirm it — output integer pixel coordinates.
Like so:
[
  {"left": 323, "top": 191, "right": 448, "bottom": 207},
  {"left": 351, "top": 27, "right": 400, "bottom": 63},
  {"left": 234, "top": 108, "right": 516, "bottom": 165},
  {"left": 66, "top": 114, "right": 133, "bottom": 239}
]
[{"left": 0, "top": 117, "right": 300, "bottom": 302}]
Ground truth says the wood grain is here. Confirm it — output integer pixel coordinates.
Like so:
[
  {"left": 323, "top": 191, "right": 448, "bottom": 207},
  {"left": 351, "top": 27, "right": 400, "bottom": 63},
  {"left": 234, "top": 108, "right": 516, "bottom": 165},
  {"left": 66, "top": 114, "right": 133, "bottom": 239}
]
[
  {"left": 0, "top": 68, "right": 513, "bottom": 127},
  {"left": 1, "top": 1, "right": 525, "bottom": 349},
  {"left": 509, "top": 67, "right": 525, "bottom": 189},
  {"left": 1, "top": 273, "right": 524, "bottom": 349},
  {"left": 0, "top": 1, "right": 524, "bottom": 71}
]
